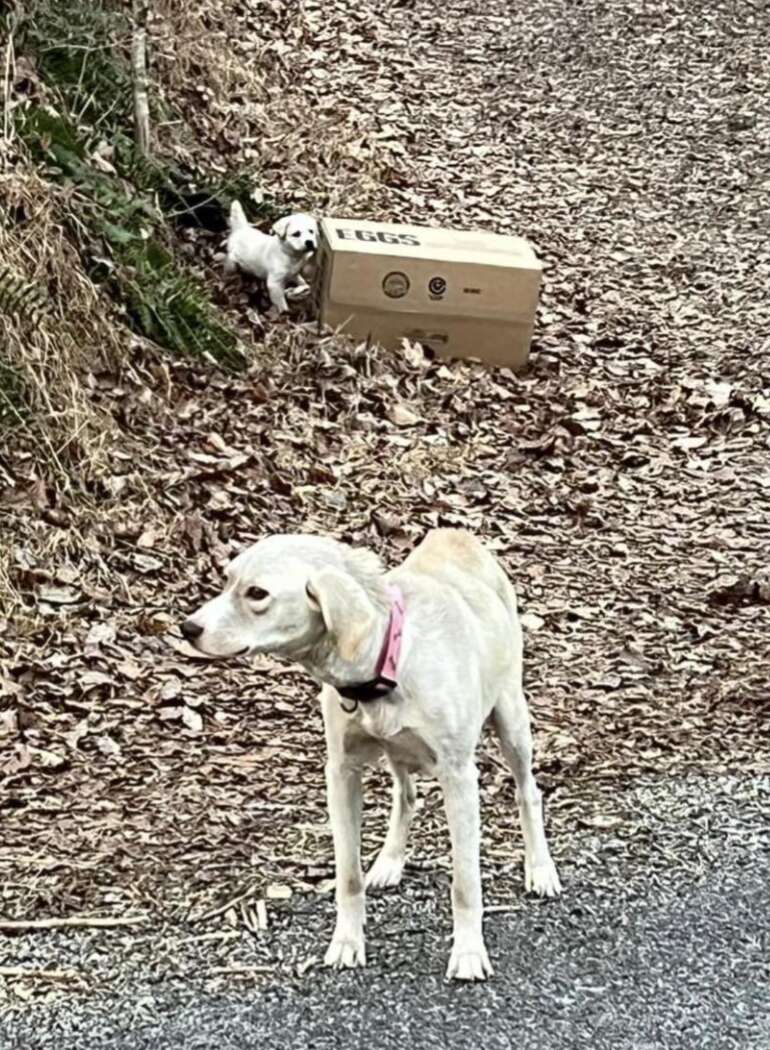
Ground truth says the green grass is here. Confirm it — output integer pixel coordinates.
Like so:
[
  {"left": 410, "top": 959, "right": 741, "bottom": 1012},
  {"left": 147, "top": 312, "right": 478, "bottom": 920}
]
[
  {"left": 7, "top": 0, "right": 286, "bottom": 368},
  {"left": 0, "top": 360, "right": 29, "bottom": 429},
  {"left": 24, "top": 1, "right": 133, "bottom": 123}
]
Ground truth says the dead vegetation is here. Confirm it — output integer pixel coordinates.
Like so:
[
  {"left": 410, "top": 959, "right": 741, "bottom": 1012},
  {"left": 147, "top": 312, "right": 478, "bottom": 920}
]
[
  {"left": 0, "top": 165, "right": 126, "bottom": 472},
  {"left": 0, "top": 0, "right": 263, "bottom": 614},
  {"left": 0, "top": 160, "right": 134, "bottom": 631},
  {"left": 151, "top": 0, "right": 389, "bottom": 215}
]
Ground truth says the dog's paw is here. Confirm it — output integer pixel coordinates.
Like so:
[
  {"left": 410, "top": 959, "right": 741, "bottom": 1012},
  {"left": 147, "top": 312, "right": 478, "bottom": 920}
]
[
  {"left": 324, "top": 936, "right": 366, "bottom": 970},
  {"left": 446, "top": 941, "right": 493, "bottom": 982},
  {"left": 525, "top": 857, "right": 562, "bottom": 897},
  {"left": 365, "top": 853, "right": 404, "bottom": 891}
]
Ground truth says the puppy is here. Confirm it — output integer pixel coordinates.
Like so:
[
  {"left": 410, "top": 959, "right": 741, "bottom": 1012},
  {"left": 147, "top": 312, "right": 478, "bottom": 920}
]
[
  {"left": 181, "top": 529, "right": 561, "bottom": 981},
  {"left": 224, "top": 201, "right": 318, "bottom": 313}
]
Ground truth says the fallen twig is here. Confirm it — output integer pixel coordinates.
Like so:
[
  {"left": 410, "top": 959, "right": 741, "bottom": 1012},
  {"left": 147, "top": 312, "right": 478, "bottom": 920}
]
[
  {"left": 207, "top": 965, "right": 274, "bottom": 977},
  {"left": 0, "top": 967, "right": 79, "bottom": 980},
  {"left": 0, "top": 915, "right": 147, "bottom": 933},
  {"left": 190, "top": 889, "right": 254, "bottom": 924}
]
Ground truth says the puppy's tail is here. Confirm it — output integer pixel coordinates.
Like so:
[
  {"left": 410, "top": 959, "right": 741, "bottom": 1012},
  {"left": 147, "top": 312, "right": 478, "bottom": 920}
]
[{"left": 228, "top": 200, "right": 250, "bottom": 233}]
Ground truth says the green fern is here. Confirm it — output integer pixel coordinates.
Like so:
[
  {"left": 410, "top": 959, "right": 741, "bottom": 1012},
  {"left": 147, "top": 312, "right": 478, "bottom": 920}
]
[
  {"left": 118, "top": 244, "right": 242, "bottom": 364},
  {"left": 0, "top": 266, "right": 48, "bottom": 325}
]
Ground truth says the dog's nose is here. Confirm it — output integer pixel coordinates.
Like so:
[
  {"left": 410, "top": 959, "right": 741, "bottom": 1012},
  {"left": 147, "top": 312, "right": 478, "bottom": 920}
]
[
  {"left": 181, "top": 619, "right": 204, "bottom": 641},
  {"left": 305, "top": 239, "right": 316, "bottom": 250}
]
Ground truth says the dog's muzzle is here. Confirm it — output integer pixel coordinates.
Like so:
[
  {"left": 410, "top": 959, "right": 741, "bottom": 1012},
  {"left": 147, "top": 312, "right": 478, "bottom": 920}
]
[
  {"left": 179, "top": 619, "right": 250, "bottom": 659},
  {"left": 181, "top": 619, "right": 203, "bottom": 641}
]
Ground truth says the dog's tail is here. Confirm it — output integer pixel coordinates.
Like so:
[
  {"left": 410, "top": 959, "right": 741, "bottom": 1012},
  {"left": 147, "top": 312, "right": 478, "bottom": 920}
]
[{"left": 228, "top": 200, "right": 250, "bottom": 233}]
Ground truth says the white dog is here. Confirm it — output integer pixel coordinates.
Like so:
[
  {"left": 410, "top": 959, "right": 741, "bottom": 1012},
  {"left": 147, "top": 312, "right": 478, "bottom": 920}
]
[
  {"left": 181, "top": 529, "right": 561, "bottom": 981},
  {"left": 224, "top": 201, "right": 318, "bottom": 313}
]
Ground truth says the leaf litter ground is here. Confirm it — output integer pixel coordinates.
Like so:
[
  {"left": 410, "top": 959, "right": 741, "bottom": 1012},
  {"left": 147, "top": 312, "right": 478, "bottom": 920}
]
[{"left": 1, "top": 0, "right": 769, "bottom": 1014}]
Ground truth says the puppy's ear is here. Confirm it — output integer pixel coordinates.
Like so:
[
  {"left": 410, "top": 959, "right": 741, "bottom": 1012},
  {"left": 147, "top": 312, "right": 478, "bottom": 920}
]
[
  {"left": 305, "top": 567, "right": 376, "bottom": 663},
  {"left": 272, "top": 217, "right": 290, "bottom": 239}
]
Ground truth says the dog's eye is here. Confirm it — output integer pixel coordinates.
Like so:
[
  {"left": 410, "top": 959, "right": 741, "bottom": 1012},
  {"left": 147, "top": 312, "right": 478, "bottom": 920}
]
[{"left": 245, "top": 586, "right": 269, "bottom": 602}]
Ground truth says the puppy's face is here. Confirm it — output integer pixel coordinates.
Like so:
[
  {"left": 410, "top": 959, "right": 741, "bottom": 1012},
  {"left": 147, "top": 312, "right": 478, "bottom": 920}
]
[{"left": 272, "top": 213, "right": 318, "bottom": 255}]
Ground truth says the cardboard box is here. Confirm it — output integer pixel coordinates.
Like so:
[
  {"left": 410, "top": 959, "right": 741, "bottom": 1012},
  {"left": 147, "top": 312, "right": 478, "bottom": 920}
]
[{"left": 315, "top": 217, "right": 541, "bottom": 369}]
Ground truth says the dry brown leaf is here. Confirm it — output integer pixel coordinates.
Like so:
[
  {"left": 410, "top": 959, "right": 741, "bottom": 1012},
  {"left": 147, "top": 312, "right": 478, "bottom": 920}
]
[
  {"left": 387, "top": 403, "right": 421, "bottom": 427},
  {"left": 181, "top": 707, "right": 203, "bottom": 733}
]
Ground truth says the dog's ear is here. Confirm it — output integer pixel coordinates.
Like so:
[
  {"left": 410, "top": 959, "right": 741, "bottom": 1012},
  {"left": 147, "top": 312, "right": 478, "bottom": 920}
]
[
  {"left": 272, "top": 217, "right": 290, "bottom": 240},
  {"left": 305, "top": 567, "right": 376, "bottom": 663}
]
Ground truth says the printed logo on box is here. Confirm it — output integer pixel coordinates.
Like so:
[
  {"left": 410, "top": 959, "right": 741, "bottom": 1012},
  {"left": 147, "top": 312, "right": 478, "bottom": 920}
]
[
  {"left": 428, "top": 276, "right": 447, "bottom": 300},
  {"left": 382, "top": 271, "right": 410, "bottom": 298},
  {"left": 336, "top": 228, "right": 420, "bottom": 246}
]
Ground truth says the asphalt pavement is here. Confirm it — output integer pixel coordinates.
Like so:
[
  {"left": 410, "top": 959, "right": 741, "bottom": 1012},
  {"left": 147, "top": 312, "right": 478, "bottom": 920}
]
[{"left": 2, "top": 774, "right": 768, "bottom": 1050}]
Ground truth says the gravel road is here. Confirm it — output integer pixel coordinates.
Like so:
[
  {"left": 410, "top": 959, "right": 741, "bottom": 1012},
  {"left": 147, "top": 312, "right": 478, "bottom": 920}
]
[{"left": 2, "top": 774, "right": 768, "bottom": 1050}]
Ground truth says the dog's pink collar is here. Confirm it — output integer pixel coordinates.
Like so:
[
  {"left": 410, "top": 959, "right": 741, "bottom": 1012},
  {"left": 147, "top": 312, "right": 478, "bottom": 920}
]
[
  {"left": 336, "top": 584, "right": 405, "bottom": 709},
  {"left": 375, "top": 584, "right": 405, "bottom": 683}
]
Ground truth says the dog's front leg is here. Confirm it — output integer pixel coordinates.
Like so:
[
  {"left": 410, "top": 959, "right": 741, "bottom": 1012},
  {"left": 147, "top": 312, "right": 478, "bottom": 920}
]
[
  {"left": 366, "top": 760, "right": 415, "bottom": 890},
  {"left": 440, "top": 761, "right": 493, "bottom": 981},
  {"left": 266, "top": 275, "right": 289, "bottom": 313},
  {"left": 324, "top": 758, "right": 366, "bottom": 969},
  {"left": 285, "top": 276, "right": 311, "bottom": 301}
]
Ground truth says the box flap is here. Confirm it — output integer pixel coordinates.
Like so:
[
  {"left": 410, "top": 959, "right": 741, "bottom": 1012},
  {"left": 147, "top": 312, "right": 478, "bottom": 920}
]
[{"left": 320, "top": 217, "right": 540, "bottom": 271}]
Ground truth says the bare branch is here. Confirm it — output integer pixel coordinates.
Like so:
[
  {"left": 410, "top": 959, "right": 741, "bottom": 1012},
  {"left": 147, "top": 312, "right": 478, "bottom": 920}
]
[{"left": 131, "top": 0, "right": 150, "bottom": 156}]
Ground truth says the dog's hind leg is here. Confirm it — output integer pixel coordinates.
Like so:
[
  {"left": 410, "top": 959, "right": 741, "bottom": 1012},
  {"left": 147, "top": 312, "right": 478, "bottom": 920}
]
[
  {"left": 441, "top": 758, "right": 492, "bottom": 980},
  {"left": 491, "top": 686, "right": 562, "bottom": 898},
  {"left": 366, "top": 758, "right": 415, "bottom": 890}
]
